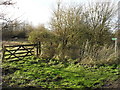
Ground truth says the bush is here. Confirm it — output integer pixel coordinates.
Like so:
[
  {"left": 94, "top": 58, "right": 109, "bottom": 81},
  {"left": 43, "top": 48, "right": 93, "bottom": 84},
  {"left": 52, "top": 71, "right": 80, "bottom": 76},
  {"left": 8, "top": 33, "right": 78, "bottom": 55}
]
[{"left": 28, "top": 26, "right": 57, "bottom": 59}]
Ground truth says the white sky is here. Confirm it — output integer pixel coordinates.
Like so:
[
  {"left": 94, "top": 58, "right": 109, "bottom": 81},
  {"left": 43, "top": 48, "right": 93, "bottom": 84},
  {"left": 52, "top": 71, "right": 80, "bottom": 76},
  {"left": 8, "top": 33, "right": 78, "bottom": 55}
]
[
  {"left": 1, "top": 0, "right": 119, "bottom": 27},
  {"left": 11, "top": 0, "right": 86, "bottom": 26}
]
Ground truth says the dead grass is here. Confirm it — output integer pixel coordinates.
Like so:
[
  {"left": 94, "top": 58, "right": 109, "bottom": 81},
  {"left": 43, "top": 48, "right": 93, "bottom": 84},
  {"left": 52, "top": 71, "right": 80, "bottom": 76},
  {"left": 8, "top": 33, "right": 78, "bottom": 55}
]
[{"left": 80, "top": 41, "right": 118, "bottom": 65}]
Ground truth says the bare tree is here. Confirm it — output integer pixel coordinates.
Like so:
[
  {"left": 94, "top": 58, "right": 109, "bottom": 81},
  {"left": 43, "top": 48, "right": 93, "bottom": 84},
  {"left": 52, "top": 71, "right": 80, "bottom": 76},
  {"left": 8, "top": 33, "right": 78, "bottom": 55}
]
[
  {"left": 0, "top": 0, "right": 14, "bottom": 5},
  {"left": 83, "top": 2, "right": 116, "bottom": 45},
  {"left": 50, "top": 1, "right": 116, "bottom": 60},
  {"left": 0, "top": 0, "right": 15, "bottom": 22}
]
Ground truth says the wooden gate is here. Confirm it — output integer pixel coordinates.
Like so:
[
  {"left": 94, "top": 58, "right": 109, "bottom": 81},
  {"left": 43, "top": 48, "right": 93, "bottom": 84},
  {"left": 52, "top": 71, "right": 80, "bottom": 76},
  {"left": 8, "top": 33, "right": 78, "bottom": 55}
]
[{"left": 2, "top": 43, "right": 41, "bottom": 61}]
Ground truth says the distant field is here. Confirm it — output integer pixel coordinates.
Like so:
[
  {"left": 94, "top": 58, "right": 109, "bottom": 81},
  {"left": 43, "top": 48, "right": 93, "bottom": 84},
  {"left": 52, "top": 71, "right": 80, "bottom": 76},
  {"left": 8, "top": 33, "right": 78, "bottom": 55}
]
[{"left": 2, "top": 40, "right": 29, "bottom": 46}]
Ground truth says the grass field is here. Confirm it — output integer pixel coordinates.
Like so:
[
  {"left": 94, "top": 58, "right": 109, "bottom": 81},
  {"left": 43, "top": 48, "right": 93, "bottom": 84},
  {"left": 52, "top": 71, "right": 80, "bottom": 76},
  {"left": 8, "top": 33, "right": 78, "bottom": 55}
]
[
  {"left": 2, "top": 56, "right": 120, "bottom": 89},
  {"left": 2, "top": 40, "right": 29, "bottom": 46},
  {"left": 1, "top": 41, "right": 120, "bottom": 89}
]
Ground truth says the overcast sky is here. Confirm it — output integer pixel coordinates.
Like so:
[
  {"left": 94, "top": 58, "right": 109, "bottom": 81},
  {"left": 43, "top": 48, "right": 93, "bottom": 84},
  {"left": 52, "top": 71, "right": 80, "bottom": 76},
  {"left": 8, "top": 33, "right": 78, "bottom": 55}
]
[
  {"left": 11, "top": 0, "right": 86, "bottom": 26},
  {"left": 1, "top": 0, "right": 119, "bottom": 27}
]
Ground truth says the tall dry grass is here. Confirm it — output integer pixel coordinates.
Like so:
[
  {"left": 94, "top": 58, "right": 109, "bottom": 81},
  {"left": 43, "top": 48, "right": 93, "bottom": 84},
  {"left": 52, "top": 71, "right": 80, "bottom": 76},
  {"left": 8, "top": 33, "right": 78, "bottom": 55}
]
[{"left": 79, "top": 41, "right": 118, "bottom": 65}]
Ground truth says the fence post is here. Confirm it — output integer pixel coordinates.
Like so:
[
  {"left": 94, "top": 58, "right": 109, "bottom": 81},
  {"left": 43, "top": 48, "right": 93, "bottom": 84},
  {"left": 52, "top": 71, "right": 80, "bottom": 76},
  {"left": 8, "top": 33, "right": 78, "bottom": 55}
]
[
  {"left": 36, "top": 42, "right": 41, "bottom": 57},
  {"left": 38, "top": 41, "right": 41, "bottom": 56},
  {"left": 2, "top": 45, "right": 5, "bottom": 61}
]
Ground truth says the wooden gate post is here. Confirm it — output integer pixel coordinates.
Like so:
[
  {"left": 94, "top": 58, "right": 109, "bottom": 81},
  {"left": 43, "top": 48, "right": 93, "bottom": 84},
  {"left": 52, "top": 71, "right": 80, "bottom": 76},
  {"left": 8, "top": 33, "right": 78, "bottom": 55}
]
[
  {"left": 2, "top": 45, "right": 5, "bottom": 61},
  {"left": 38, "top": 41, "right": 41, "bottom": 56},
  {"left": 36, "top": 42, "right": 41, "bottom": 57}
]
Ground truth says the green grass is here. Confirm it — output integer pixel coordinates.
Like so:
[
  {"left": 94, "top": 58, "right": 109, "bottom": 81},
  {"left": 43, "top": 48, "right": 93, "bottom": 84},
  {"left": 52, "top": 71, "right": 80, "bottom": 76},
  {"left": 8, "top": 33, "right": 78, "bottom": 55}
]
[{"left": 2, "top": 56, "right": 120, "bottom": 88}]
